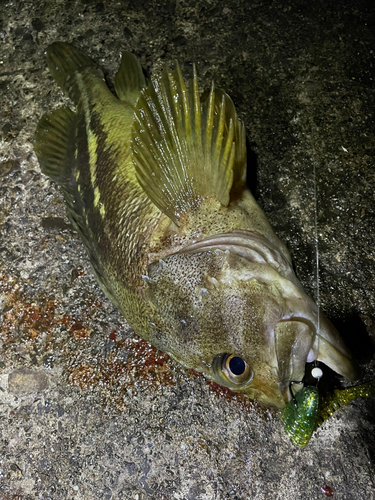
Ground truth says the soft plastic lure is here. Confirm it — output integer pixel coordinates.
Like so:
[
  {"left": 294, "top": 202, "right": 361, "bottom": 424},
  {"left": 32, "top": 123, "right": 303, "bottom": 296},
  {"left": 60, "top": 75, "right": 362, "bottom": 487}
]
[
  {"left": 281, "top": 386, "right": 320, "bottom": 448},
  {"left": 281, "top": 379, "right": 375, "bottom": 447},
  {"left": 319, "top": 378, "right": 375, "bottom": 421}
]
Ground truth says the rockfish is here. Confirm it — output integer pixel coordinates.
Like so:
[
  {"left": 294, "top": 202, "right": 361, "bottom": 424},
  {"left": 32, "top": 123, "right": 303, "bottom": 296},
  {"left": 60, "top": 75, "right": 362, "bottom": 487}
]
[{"left": 34, "top": 42, "right": 356, "bottom": 416}]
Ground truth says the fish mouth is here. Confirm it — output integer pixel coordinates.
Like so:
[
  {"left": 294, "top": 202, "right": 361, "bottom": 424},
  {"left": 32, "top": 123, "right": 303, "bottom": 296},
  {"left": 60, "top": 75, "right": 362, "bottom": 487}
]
[
  {"left": 171, "top": 230, "right": 302, "bottom": 287},
  {"left": 275, "top": 318, "right": 359, "bottom": 406}
]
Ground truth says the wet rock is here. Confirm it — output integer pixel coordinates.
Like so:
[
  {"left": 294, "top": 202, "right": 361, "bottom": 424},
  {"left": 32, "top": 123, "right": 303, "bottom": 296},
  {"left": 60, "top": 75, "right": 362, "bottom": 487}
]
[
  {"left": 8, "top": 368, "right": 49, "bottom": 395},
  {"left": 0, "top": 159, "right": 20, "bottom": 177}
]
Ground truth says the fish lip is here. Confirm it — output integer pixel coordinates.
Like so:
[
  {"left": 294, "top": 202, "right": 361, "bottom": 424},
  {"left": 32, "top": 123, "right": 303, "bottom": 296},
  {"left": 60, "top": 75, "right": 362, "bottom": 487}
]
[{"left": 169, "top": 230, "right": 301, "bottom": 286}]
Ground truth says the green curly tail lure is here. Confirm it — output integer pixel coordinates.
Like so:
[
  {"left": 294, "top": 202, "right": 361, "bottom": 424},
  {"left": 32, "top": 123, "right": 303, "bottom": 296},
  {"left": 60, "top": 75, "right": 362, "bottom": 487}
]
[
  {"left": 281, "top": 386, "right": 320, "bottom": 448},
  {"left": 281, "top": 379, "right": 375, "bottom": 448}
]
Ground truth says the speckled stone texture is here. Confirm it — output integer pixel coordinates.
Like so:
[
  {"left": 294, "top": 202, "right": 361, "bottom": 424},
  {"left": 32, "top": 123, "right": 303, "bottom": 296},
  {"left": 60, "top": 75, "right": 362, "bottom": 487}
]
[{"left": 1, "top": 0, "right": 375, "bottom": 499}]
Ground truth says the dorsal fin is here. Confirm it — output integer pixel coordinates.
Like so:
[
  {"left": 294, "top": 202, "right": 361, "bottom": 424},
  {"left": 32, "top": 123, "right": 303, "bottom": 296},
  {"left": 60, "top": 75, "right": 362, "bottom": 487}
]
[
  {"left": 131, "top": 63, "right": 247, "bottom": 225},
  {"left": 34, "top": 107, "right": 84, "bottom": 233},
  {"left": 114, "top": 51, "right": 146, "bottom": 105},
  {"left": 34, "top": 107, "right": 76, "bottom": 189}
]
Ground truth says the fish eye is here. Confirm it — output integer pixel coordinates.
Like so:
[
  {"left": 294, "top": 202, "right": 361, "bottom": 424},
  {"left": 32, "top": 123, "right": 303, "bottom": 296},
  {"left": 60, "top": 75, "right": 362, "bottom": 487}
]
[
  {"left": 212, "top": 353, "right": 252, "bottom": 386},
  {"left": 227, "top": 355, "right": 246, "bottom": 375}
]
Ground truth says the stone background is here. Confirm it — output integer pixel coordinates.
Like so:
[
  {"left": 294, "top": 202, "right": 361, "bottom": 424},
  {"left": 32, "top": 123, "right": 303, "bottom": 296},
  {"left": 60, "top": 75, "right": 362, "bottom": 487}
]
[{"left": 0, "top": 0, "right": 374, "bottom": 498}]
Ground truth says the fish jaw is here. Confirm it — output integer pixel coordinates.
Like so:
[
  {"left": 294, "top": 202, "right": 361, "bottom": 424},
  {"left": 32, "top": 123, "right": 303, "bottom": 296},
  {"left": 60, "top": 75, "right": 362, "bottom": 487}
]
[{"left": 242, "top": 371, "right": 286, "bottom": 409}]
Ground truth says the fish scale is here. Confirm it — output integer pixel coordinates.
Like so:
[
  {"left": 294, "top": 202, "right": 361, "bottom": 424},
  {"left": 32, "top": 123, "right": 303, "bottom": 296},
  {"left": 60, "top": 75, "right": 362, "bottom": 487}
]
[{"left": 73, "top": 64, "right": 160, "bottom": 286}]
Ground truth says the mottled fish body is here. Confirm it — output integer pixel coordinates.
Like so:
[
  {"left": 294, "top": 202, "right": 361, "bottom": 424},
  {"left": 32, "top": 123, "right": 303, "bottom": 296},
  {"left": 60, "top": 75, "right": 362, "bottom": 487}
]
[{"left": 35, "top": 42, "right": 357, "bottom": 414}]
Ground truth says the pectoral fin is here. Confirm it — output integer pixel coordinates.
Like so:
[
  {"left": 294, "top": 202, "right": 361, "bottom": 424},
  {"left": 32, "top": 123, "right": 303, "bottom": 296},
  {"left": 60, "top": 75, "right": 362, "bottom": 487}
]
[
  {"left": 275, "top": 320, "right": 314, "bottom": 403},
  {"left": 131, "top": 62, "right": 247, "bottom": 225}
]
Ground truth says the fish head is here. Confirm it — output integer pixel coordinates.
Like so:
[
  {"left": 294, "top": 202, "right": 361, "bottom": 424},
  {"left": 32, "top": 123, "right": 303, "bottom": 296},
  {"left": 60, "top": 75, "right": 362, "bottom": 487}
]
[{"left": 143, "top": 242, "right": 357, "bottom": 409}]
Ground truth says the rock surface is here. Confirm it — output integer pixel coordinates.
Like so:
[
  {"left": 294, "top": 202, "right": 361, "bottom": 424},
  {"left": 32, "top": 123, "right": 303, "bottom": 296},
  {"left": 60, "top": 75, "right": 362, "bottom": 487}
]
[{"left": 0, "top": 0, "right": 374, "bottom": 498}]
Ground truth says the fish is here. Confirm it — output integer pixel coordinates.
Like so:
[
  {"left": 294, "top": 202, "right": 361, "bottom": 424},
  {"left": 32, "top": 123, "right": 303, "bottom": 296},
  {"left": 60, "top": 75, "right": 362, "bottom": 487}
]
[{"left": 34, "top": 42, "right": 358, "bottom": 423}]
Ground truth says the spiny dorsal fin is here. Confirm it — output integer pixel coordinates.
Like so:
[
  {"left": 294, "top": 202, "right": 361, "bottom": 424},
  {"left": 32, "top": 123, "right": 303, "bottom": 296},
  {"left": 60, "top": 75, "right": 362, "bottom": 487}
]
[
  {"left": 46, "top": 42, "right": 104, "bottom": 104},
  {"left": 114, "top": 51, "right": 146, "bottom": 105},
  {"left": 131, "top": 63, "right": 247, "bottom": 225}
]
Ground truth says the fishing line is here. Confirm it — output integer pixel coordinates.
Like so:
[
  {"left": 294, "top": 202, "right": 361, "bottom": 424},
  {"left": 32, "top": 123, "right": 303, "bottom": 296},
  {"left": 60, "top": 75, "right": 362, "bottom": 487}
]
[
  {"left": 311, "top": 156, "right": 323, "bottom": 386},
  {"left": 312, "top": 159, "right": 321, "bottom": 339}
]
